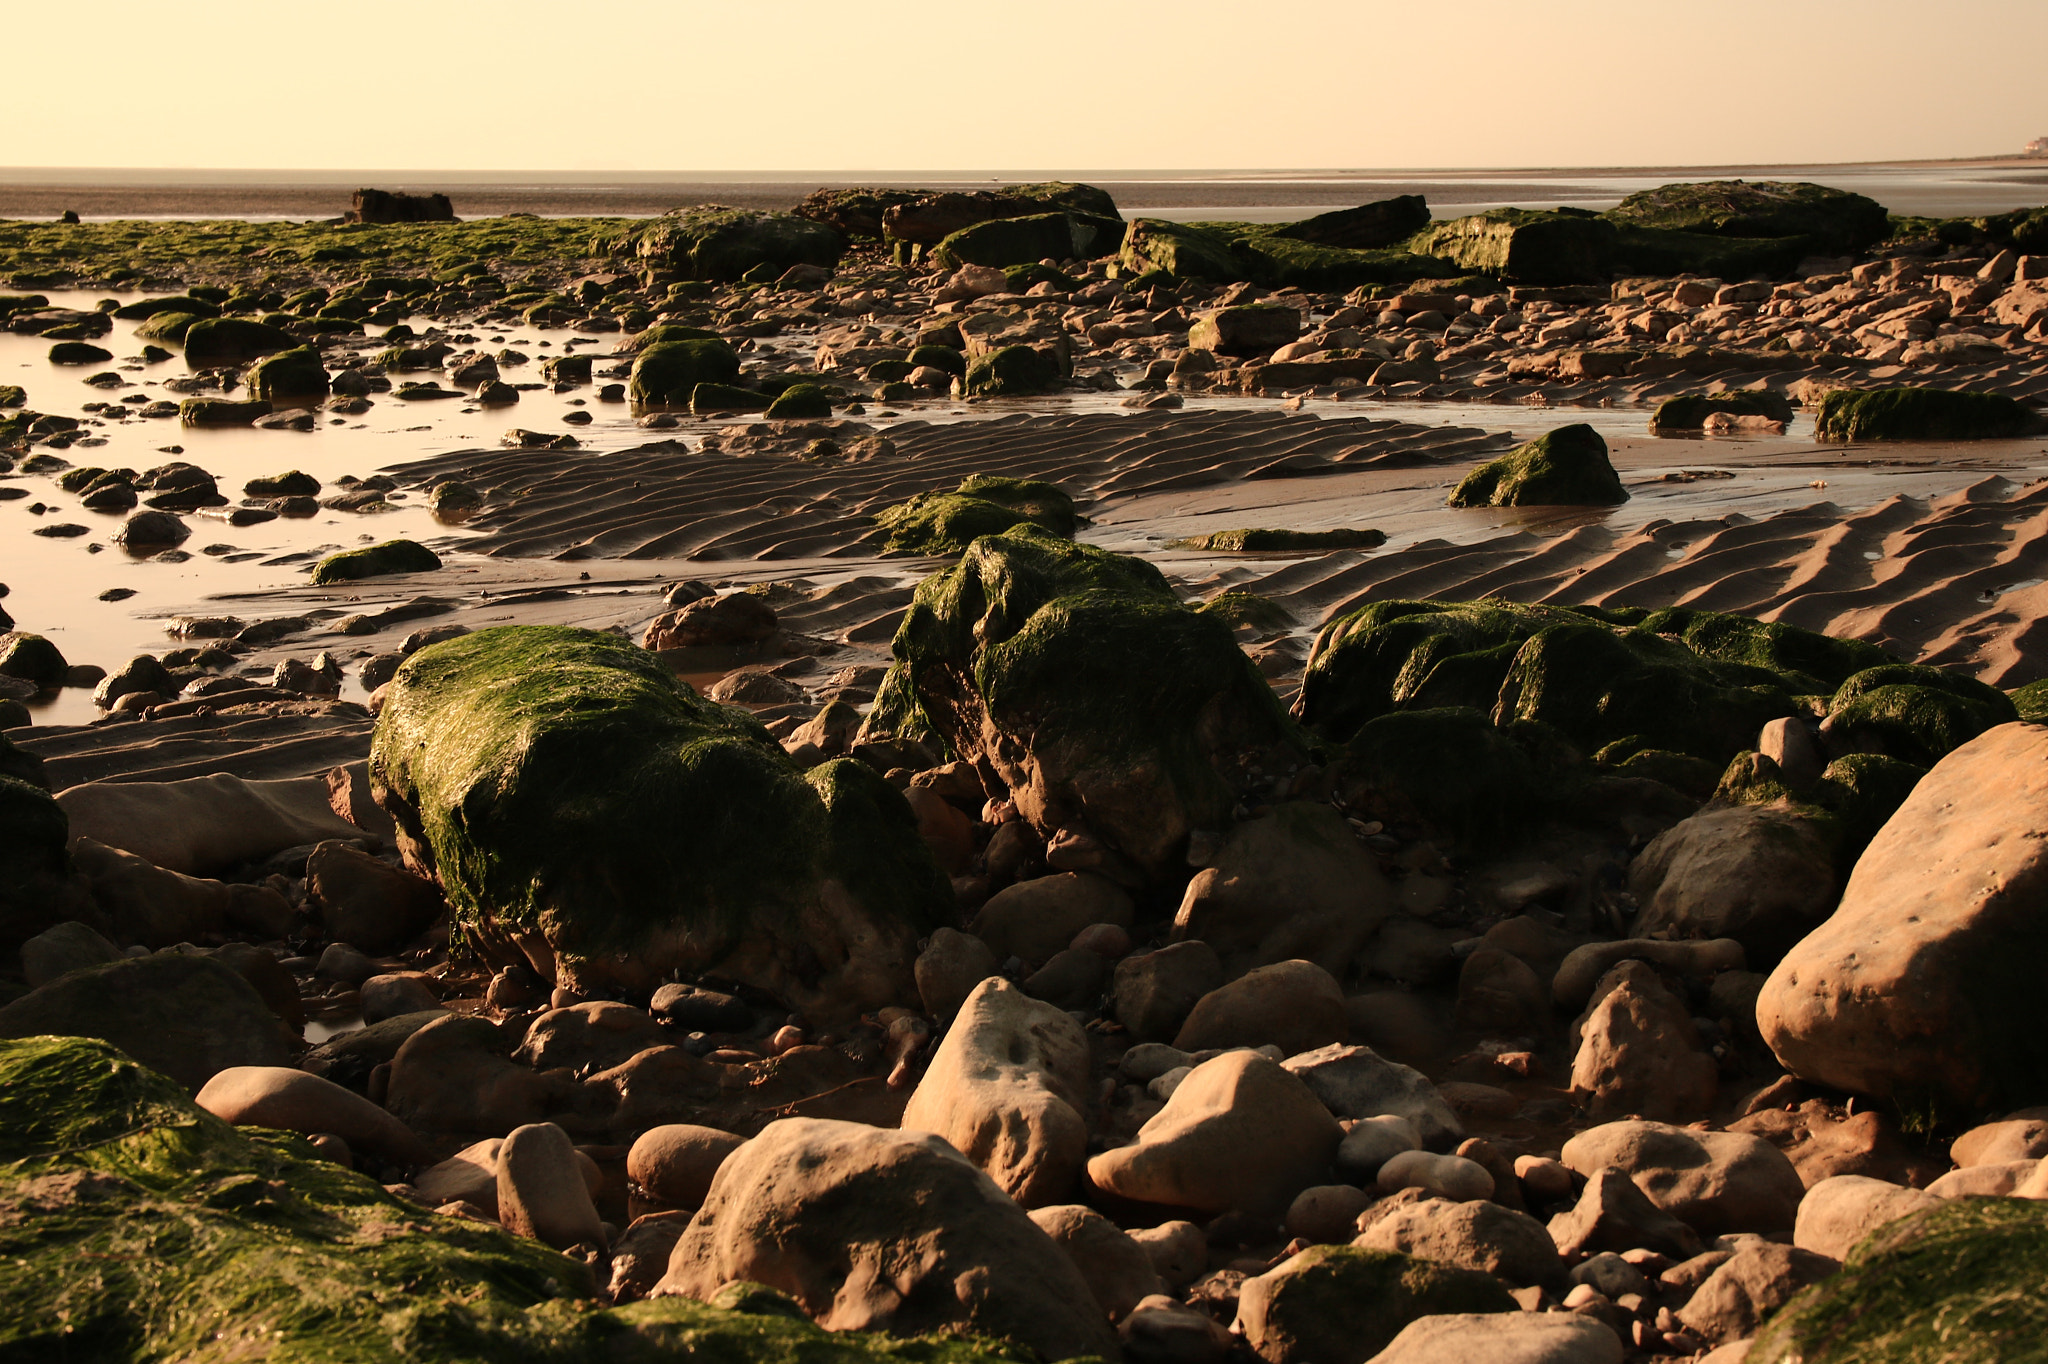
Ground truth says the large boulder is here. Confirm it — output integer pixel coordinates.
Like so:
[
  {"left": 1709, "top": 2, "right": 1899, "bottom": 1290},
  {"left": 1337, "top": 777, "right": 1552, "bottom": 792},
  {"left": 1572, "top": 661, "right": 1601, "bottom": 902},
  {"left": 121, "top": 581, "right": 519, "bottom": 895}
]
[
  {"left": 620, "top": 206, "right": 846, "bottom": 281},
  {"left": 932, "top": 212, "right": 1124, "bottom": 270},
  {"left": 1118, "top": 218, "right": 1244, "bottom": 282},
  {"left": 900, "top": 977, "right": 1092, "bottom": 1207},
  {"left": 1353, "top": 1196, "right": 1565, "bottom": 1289},
  {"left": 1814, "top": 387, "right": 2042, "bottom": 442},
  {"left": 873, "top": 475, "right": 1078, "bottom": 556},
  {"left": 1281, "top": 1044, "right": 1463, "bottom": 1150},
  {"left": 627, "top": 338, "right": 742, "bottom": 406},
  {"left": 1792, "top": 1174, "right": 1942, "bottom": 1261},
  {"left": 858, "top": 526, "right": 1304, "bottom": 882},
  {"left": 1568, "top": 961, "right": 1719, "bottom": 1121},
  {"left": 0, "top": 953, "right": 294, "bottom": 1092},
  {"left": 653, "top": 1117, "right": 1118, "bottom": 1360},
  {"left": 1028, "top": 1204, "right": 1164, "bottom": 1323},
  {"left": 1759, "top": 722, "right": 2048, "bottom": 1110},
  {"left": 1410, "top": 209, "right": 1619, "bottom": 285},
  {"left": 0, "top": 775, "right": 88, "bottom": 949},
  {"left": 1603, "top": 180, "right": 1891, "bottom": 255},
  {"left": 1446, "top": 425, "right": 1626, "bottom": 508},
  {"left": 181, "top": 317, "right": 296, "bottom": 366},
  {"left": 369, "top": 626, "right": 951, "bottom": 1018},
  {"left": 69, "top": 837, "right": 294, "bottom": 948},
  {"left": 1819, "top": 662, "right": 2019, "bottom": 767},
  {"left": 883, "top": 183, "right": 1119, "bottom": 246},
  {"left": 1627, "top": 802, "right": 1839, "bottom": 963},
  {"left": 1271, "top": 195, "right": 1432, "bottom": 251},
  {"left": 1367, "top": 1313, "right": 1623, "bottom": 1364},
  {"left": 1171, "top": 959, "right": 1347, "bottom": 1056},
  {"left": 1235, "top": 1244, "right": 1514, "bottom": 1364},
  {"left": 1086, "top": 1050, "right": 1340, "bottom": 1215},
  {"left": 56, "top": 772, "right": 373, "bottom": 876},
  {"left": 1560, "top": 1120, "right": 1804, "bottom": 1237},
  {"left": 245, "top": 346, "right": 329, "bottom": 402}
]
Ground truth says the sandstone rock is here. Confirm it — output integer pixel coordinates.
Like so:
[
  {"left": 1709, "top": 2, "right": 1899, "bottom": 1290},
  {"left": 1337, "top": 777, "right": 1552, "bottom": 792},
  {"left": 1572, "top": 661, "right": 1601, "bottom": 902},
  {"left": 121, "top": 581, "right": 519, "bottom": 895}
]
[
  {"left": 1551, "top": 938, "right": 1746, "bottom": 1011},
  {"left": 1236, "top": 1244, "right": 1515, "bottom": 1364},
  {"left": 901, "top": 977, "right": 1092, "bottom": 1207},
  {"left": 1628, "top": 803, "right": 1838, "bottom": 964},
  {"left": 305, "top": 840, "right": 444, "bottom": 953},
  {"left": 1171, "top": 803, "right": 1393, "bottom": 978},
  {"left": 19, "top": 920, "right": 121, "bottom": 986},
  {"left": 1454, "top": 947, "right": 1549, "bottom": 1037},
  {"left": 1547, "top": 1168, "right": 1702, "bottom": 1260},
  {"left": 1087, "top": 1050, "right": 1340, "bottom": 1216},
  {"left": 607, "top": 1209, "right": 694, "bottom": 1304},
  {"left": 1367, "top": 1312, "right": 1623, "bottom": 1364},
  {"left": 1120, "top": 1294, "right": 1234, "bottom": 1364},
  {"left": 1352, "top": 1196, "right": 1565, "bottom": 1289},
  {"left": 655, "top": 1117, "right": 1118, "bottom": 1360},
  {"left": 498, "top": 1121, "right": 605, "bottom": 1250},
  {"left": 56, "top": 773, "right": 365, "bottom": 876},
  {"left": 1129, "top": 1220, "right": 1207, "bottom": 1288},
  {"left": 514, "top": 1001, "right": 668, "bottom": 1073},
  {"left": 197, "top": 1066, "right": 433, "bottom": 1167},
  {"left": 415, "top": 1138, "right": 503, "bottom": 1211},
  {"left": 1022, "top": 947, "right": 1108, "bottom": 1012},
  {"left": 1030, "top": 1203, "right": 1165, "bottom": 1322},
  {"left": 1926, "top": 1159, "right": 2038, "bottom": 1197},
  {"left": 1376, "top": 1150, "right": 1494, "bottom": 1201},
  {"left": 1114, "top": 940, "right": 1224, "bottom": 1042},
  {"left": 1951, "top": 1109, "right": 2048, "bottom": 1167},
  {"left": 1283, "top": 1044, "right": 1462, "bottom": 1150},
  {"left": 970, "top": 872, "right": 1133, "bottom": 966},
  {"left": 1728, "top": 1099, "right": 1940, "bottom": 1189},
  {"left": 628, "top": 1124, "right": 746, "bottom": 1208},
  {"left": 1286, "top": 1184, "right": 1375, "bottom": 1243},
  {"left": 1676, "top": 1242, "right": 1839, "bottom": 1344},
  {"left": 1560, "top": 1121, "right": 1804, "bottom": 1237},
  {"left": 1337, "top": 1115, "right": 1422, "bottom": 1182},
  {"left": 1173, "top": 959, "right": 1346, "bottom": 1055},
  {"left": 359, "top": 971, "right": 439, "bottom": 1025},
  {"left": 914, "top": 928, "right": 998, "bottom": 1020},
  {"left": 1758, "top": 723, "right": 2048, "bottom": 1109},
  {"left": 385, "top": 1014, "right": 599, "bottom": 1138},
  {"left": 1793, "top": 1175, "right": 1942, "bottom": 1260},
  {"left": 1569, "top": 961, "right": 1718, "bottom": 1121},
  {"left": 70, "top": 838, "right": 292, "bottom": 948},
  {"left": 1188, "top": 305, "right": 1299, "bottom": 356},
  {"left": 641, "top": 592, "right": 777, "bottom": 650},
  {"left": 903, "top": 785, "right": 976, "bottom": 874}
]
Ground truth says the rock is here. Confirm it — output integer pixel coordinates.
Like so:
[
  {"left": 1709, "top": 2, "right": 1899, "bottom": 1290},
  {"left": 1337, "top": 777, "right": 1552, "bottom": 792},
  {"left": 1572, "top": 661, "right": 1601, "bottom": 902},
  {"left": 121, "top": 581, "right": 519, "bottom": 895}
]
[
  {"left": 1759, "top": 723, "right": 2048, "bottom": 1110},
  {"left": 622, "top": 206, "right": 845, "bottom": 282},
  {"left": 498, "top": 1121, "right": 606, "bottom": 1250},
  {"left": 415, "top": 1138, "right": 503, "bottom": 1210},
  {"left": 1236, "top": 1244, "right": 1516, "bottom": 1364},
  {"left": 642, "top": 592, "right": 777, "bottom": 651},
  {"left": 182, "top": 317, "right": 296, "bottom": 366},
  {"left": 627, "top": 338, "right": 744, "bottom": 407},
  {"left": 1173, "top": 959, "right": 1347, "bottom": 1056},
  {"left": 1120, "top": 1294, "right": 1235, "bottom": 1364},
  {"left": 1337, "top": 1115, "right": 1422, "bottom": 1182},
  {"left": 1952, "top": 1112, "right": 2048, "bottom": 1167},
  {"left": 370, "top": 627, "right": 950, "bottom": 1018},
  {"left": 1650, "top": 391, "right": 1798, "bottom": 432},
  {"left": 56, "top": 772, "right": 365, "bottom": 876},
  {"left": 1569, "top": 960, "right": 1719, "bottom": 1121},
  {"left": 1187, "top": 305, "right": 1300, "bottom": 356},
  {"left": 872, "top": 475, "right": 1079, "bottom": 555},
  {"left": 1115, "top": 940, "right": 1225, "bottom": 1042},
  {"left": 1792, "top": 1175, "right": 1942, "bottom": 1260},
  {"left": 347, "top": 188, "right": 454, "bottom": 223},
  {"left": 628, "top": 1124, "right": 746, "bottom": 1208},
  {"left": 607, "top": 1209, "right": 694, "bottom": 1304},
  {"left": 1172, "top": 803, "right": 1394, "bottom": 979},
  {"left": 901, "top": 977, "right": 1092, "bottom": 1207},
  {"left": 0, "top": 952, "right": 293, "bottom": 1093},
  {"left": 1547, "top": 1168, "right": 1702, "bottom": 1260},
  {"left": 646, "top": 983, "right": 752, "bottom": 1032},
  {"left": 384, "top": 1014, "right": 592, "bottom": 1138},
  {"left": 1273, "top": 196, "right": 1433, "bottom": 251},
  {"left": 1814, "top": 387, "right": 2040, "bottom": 442},
  {"left": 1677, "top": 1243, "right": 1839, "bottom": 1345},
  {"left": 1551, "top": 937, "right": 1747, "bottom": 1011},
  {"left": 1453, "top": 946, "right": 1549, "bottom": 1036},
  {"left": 1626, "top": 803, "right": 1839, "bottom": 963},
  {"left": 1087, "top": 1050, "right": 1340, "bottom": 1215},
  {"left": 1925, "top": 1160, "right": 2038, "bottom": 1197},
  {"left": 960, "top": 343, "right": 1063, "bottom": 397},
  {"left": 914, "top": 927, "right": 997, "bottom": 1020},
  {"left": 19, "top": 920, "right": 121, "bottom": 986},
  {"left": 1560, "top": 1121, "right": 1804, "bottom": 1237},
  {"left": 969, "top": 872, "right": 1133, "bottom": 966},
  {"left": 359, "top": 971, "right": 440, "bottom": 1024},
  {"left": 1366, "top": 1312, "right": 1623, "bottom": 1364},
  {"left": 1728, "top": 1099, "right": 1939, "bottom": 1189},
  {"left": 1129, "top": 1220, "right": 1207, "bottom": 1288},
  {"left": 1375, "top": 1151, "right": 1494, "bottom": 1201},
  {"left": 653, "top": 1117, "right": 1118, "bottom": 1361},
  {"left": 858, "top": 527, "right": 1305, "bottom": 883},
  {"left": 515, "top": 1001, "right": 669, "bottom": 1073},
  {"left": 305, "top": 840, "right": 444, "bottom": 952},
  {"left": 1286, "top": 1183, "right": 1375, "bottom": 1243},
  {"left": 246, "top": 346, "right": 329, "bottom": 401},
  {"left": 310, "top": 539, "right": 441, "bottom": 584},
  {"left": 1030, "top": 1204, "right": 1165, "bottom": 1322},
  {"left": 1283, "top": 1044, "right": 1462, "bottom": 1150},
  {"left": 195, "top": 1065, "right": 434, "bottom": 1166},
  {"left": 1447, "top": 424, "right": 1626, "bottom": 508},
  {"left": 1353, "top": 1196, "right": 1565, "bottom": 1289},
  {"left": 68, "top": 834, "right": 296, "bottom": 947},
  {"left": 1606, "top": 180, "right": 1889, "bottom": 255}
]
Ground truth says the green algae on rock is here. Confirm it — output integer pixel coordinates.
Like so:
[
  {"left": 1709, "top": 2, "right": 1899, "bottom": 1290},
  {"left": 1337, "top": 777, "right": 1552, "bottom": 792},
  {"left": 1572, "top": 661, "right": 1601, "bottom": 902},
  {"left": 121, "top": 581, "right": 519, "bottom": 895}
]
[
  {"left": 1604, "top": 180, "right": 1892, "bottom": 256},
  {"left": 1821, "top": 663, "right": 2018, "bottom": 768},
  {"left": 1238, "top": 1243, "right": 1516, "bottom": 1364},
  {"left": 1173, "top": 527, "right": 1385, "bottom": 553},
  {"left": 858, "top": 526, "right": 1304, "bottom": 881},
  {"left": 764, "top": 383, "right": 833, "bottom": 420},
  {"left": 960, "top": 344, "right": 1062, "bottom": 396},
  {"left": 1446, "top": 423, "right": 1626, "bottom": 507},
  {"left": 245, "top": 345, "right": 331, "bottom": 401},
  {"left": 931, "top": 212, "right": 1124, "bottom": 271},
  {"left": 616, "top": 206, "right": 846, "bottom": 282},
  {"left": 310, "top": 539, "right": 443, "bottom": 584},
  {"left": 1814, "top": 387, "right": 2042, "bottom": 441},
  {"left": 627, "top": 337, "right": 742, "bottom": 406},
  {"left": 1117, "top": 218, "right": 1244, "bottom": 282},
  {"left": 1410, "top": 209, "right": 1618, "bottom": 285},
  {"left": 181, "top": 316, "right": 298, "bottom": 366},
  {"left": 0, "top": 631, "right": 69, "bottom": 687},
  {"left": 1650, "top": 390, "right": 1796, "bottom": 430},
  {"left": 873, "top": 476, "right": 1079, "bottom": 555},
  {"left": 370, "top": 626, "right": 950, "bottom": 1014}
]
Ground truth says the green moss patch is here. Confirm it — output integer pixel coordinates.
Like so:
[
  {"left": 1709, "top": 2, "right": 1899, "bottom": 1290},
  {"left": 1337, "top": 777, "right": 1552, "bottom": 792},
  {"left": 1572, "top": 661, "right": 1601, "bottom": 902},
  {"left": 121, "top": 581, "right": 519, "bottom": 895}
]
[
  {"left": 1815, "top": 387, "right": 2041, "bottom": 441},
  {"left": 1651, "top": 390, "right": 1795, "bottom": 430},
  {"left": 628, "top": 338, "right": 741, "bottom": 406},
  {"left": 960, "top": 344, "right": 1061, "bottom": 397},
  {"left": 872, "top": 476, "right": 1078, "bottom": 555},
  {"left": 311, "top": 539, "right": 442, "bottom": 584},
  {"left": 246, "top": 345, "right": 330, "bottom": 401},
  {"left": 1822, "top": 663, "right": 2018, "bottom": 766},
  {"left": 1447, "top": 423, "right": 1626, "bottom": 507},
  {"left": 614, "top": 207, "right": 845, "bottom": 282},
  {"left": 1603, "top": 179, "right": 1891, "bottom": 255}
]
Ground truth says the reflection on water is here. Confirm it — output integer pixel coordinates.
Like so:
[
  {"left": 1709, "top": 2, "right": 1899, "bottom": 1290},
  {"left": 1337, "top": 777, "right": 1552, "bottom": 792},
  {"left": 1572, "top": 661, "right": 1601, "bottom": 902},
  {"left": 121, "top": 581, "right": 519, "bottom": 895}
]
[{"left": 302, "top": 1014, "right": 365, "bottom": 1045}]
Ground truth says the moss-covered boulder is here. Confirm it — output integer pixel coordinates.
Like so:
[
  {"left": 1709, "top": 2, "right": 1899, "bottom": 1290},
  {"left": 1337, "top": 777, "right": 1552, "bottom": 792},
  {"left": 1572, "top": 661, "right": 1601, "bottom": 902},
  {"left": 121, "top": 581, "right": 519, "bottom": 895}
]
[
  {"left": 0, "top": 631, "right": 69, "bottom": 687},
  {"left": 960, "top": 344, "right": 1061, "bottom": 397},
  {"left": 371, "top": 626, "right": 951, "bottom": 1014},
  {"left": 1814, "top": 387, "right": 2041, "bottom": 441},
  {"left": 1446, "top": 423, "right": 1626, "bottom": 507},
  {"left": 793, "top": 186, "right": 935, "bottom": 238},
  {"left": 1410, "top": 209, "right": 1618, "bottom": 285},
  {"left": 1297, "top": 600, "right": 1890, "bottom": 767},
  {"left": 179, "top": 398, "right": 271, "bottom": 426},
  {"left": 1821, "top": 663, "right": 2018, "bottom": 767},
  {"left": 932, "top": 212, "right": 1124, "bottom": 270},
  {"left": 1716, "top": 749, "right": 1929, "bottom": 871},
  {"left": 2011, "top": 678, "right": 2048, "bottom": 722},
  {"left": 1175, "top": 527, "right": 1386, "bottom": 552},
  {"left": 0, "top": 775, "right": 80, "bottom": 947},
  {"left": 0, "top": 1035, "right": 1026, "bottom": 1363},
  {"left": 245, "top": 345, "right": 330, "bottom": 401},
  {"left": 1237, "top": 1243, "right": 1516, "bottom": 1364},
  {"left": 620, "top": 206, "right": 846, "bottom": 282},
  {"left": 689, "top": 382, "right": 769, "bottom": 414},
  {"left": 859, "top": 526, "right": 1304, "bottom": 880},
  {"left": 627, "top": 337, "right": 742, "bottom": 406},
  {"left": 1651, "top": 390, "right": 1796, "bottom": 431},
  {"left": 181, "top": 317, "right": 297, "bottom": 366},
  {"left": 873, "top": 476, "right": 1078, "bottom": 555},
  {"left": 310, "top": 539, "right": 442, "bottom": 585},
  {"left": 1329, "top": 707, "right": 1546, "bottom": 849},
  {"left": 111, "top": 294, "right": 219, "bottom": 321},
  {"left": 1604, "top": 180, "right": 1891, "bottom": 256},
  {"left": 1118, "top": 218, "right": 1244, "bottom": 281},
  {"left": 132, "top": 310, "right": 203, "bottom": 344},
  {"left": 1196, "top": 223, "right": 1459, "bottom": 290},
  {"left": 1271, "top": 196, "right": 1433, "bottom": 251},
  {"left": 764, "top": 383, "right": 832, "bottom": 420}
]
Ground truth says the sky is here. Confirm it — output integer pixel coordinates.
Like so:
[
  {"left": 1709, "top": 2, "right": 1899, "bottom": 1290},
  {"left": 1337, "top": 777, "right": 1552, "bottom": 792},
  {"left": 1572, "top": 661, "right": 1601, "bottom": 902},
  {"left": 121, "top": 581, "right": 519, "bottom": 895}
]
[{"left": 4, "top": 0, "right": 2045, "bottom": 173}]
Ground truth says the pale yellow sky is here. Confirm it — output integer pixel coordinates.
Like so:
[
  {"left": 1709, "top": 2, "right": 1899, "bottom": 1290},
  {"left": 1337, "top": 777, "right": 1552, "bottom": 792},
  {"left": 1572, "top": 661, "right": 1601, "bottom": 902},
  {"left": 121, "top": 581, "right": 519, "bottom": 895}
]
[{"left": 5, "top": 0, "right": 2045, "bottom": 172}]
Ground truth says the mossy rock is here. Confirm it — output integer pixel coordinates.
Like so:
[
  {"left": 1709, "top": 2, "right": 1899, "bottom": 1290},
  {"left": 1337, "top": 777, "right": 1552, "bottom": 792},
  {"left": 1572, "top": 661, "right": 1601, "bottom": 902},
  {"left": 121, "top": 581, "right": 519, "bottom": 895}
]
[
  {"left": 1650, "top": 390, "right": 1795, "bottom": 430},
  {"left": 0, "top": 385, "right": 23, "bottom": 408},
  {"left": 628, "top": 338, "right": 742, "bottom": 406},
  {"left": 1190, "top": 223, "right": 1461, "bottom": 290},
  {"left": 1002, "top": 262, "right": 1079, "bottom": 294},
  {"left": 862, "top": 526, "right": 1303, "bottom": 880},
  {"left": 1409, "top": 209, "right": 1618, "bottom": 285},
  {"left": 243, "top": 470, "right": 320, "bottom": 497},
  {"left": 49, "top": 340, "right": 112, "bottom": 365},
  {"left": 132, "top": 311, "right": 202, "bottom": 344},
  {"left": 0, "top": 632, "right": 69, "bottom": 687},
  {"left": 1447, "top": 423, "right": 1626, "bottom": 507},
  {"left": 1244, "top": 1244, "right": 1515, "bottom": 1364},
  {"left": 179, "top": 398, "right": 271, "bottom": 426},
  {"left": 619, "top": 207, "right": 846, "bottom": 282},
  {"left": 1298, "top": 599, "right": 1889, "bottom": 765},
  {"left": 764, "top": 383, "right": 832, "bottom": 420},
  {"left": 1175, "top": 527, "right": 1386, "bottom": 552},
  {"left": 1603, "top": 180, "right": 1891, "bottom": 256},
  {"left": 931, "top": 212, "right": 1123, "bottom": 270},
  {"left": 873, "top": 476, "right": 1079, "bottom": 555},
  {"left": 907, "top": 344, "right": 966, "bottom": 377},
  {"left": 690, "top": 382, "right": 769, "bottom": 414},
  {"left": 1333, "top": 707, "right": 1544, "bottom": 848},
  {"left": 1270, "top": 196, "right": 1433, "bottom": 251},
  {"left": 245, "top": 345, "right": 330, "bottom": 401},
  {"left": 1822, "top": 664, "right": 2018, "bottom": 767},
  {"left": 181, "top": 317, "right": 297, "bottom": 366},
  {"left": 1118, "top": 218, "right": 1245, "bottom": 282},
  {"left": 0, "top": 1034, "right": 1028, "bottom": 1364},
  {"left": 0, "top": 774, "right": 71, "bottom": 928},
  {"left": 1605, "top": 225, "right": 1810, "bottom": 280},
  {"left": 310, "top": 539, "right": 442, "bottom": 585},
  {"left": 1814, "top": 387, "right": 2041, "bottom": 441},
  {"left": 2010, "top": 678, "right": 2048, "bottom": 723},
  {"left": 621, "top": 322, "right": 720, "bottom": 352},
  {"left": 370, "top": 626, "right": 950, "bottom": 1011},
  {"left": 1749, "top": 1196, "right": 2048, "bottom": 1364},
  {"left": 1197, "top": 590, "right": 1294, "bottom": 634},
  {"left": 110, "top": 294, "right": 218, "bottom": 321},
  {"left": 960, "top": 344, "right": 1061, "bottom": 397}
]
